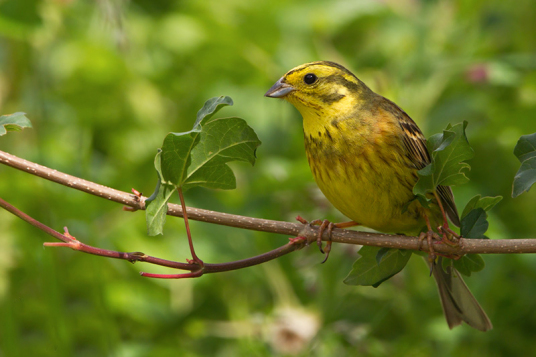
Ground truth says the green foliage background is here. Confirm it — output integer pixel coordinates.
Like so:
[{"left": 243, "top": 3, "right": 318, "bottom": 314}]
[{"left": 1, "top": 0, "right": 535, "bottom": 355}]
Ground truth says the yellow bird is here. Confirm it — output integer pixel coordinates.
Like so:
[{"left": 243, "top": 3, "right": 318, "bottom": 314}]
[{"left": 265, "top": 61, "right": 492, "bottom": 331}]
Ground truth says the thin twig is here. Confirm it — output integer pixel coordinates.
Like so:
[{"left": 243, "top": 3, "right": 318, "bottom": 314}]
[{"left": 0, "top": 196, "right": 303, "bottom": 277}]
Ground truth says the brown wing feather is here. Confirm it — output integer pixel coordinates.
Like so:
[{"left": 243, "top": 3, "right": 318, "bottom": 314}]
[
  {"left": 383, "top": 98, "right": 460, "bottom": 227},
  {"left": 437, "top": 185, "right": 460, "bottom": 227}
]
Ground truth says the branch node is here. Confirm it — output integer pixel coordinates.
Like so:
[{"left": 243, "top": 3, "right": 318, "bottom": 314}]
[
  {"left": 131, "top": 188, "right": 142, "bottom": 198},
  {"left": 288, "top": 236, "right": 307, "bottom": 246},
  {"left": 128, "top": 251, "right": 148, "bottom": 263}
]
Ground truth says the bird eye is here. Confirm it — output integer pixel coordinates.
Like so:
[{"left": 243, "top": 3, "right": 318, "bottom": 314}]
[{"left": 304, "top": 73, "right": 318, "bottom": 85}]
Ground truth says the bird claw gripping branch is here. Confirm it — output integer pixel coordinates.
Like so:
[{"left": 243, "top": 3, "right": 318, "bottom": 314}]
[{"left": 294, "top": 215, "right": 358, "bottom": 264}]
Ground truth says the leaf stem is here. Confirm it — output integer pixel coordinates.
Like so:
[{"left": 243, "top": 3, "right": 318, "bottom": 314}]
[{"left": 178, "top": 187, "right": 203, "bottom": 267}]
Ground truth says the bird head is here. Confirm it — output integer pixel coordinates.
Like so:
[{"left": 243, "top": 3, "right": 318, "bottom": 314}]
[{"left": 265, "top": 61, "right": 372, "bottom": 120}]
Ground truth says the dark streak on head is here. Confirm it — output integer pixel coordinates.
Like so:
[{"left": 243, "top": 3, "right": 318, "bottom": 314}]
[
  {"left": 324, "top": 74, "right": 360, "bottom": 93},
  {"left": 319, "top": 92, "right": 346, "bottom": 104}
]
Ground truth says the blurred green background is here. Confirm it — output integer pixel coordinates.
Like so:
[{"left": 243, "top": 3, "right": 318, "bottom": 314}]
[{"left": 1, "top": 0, "right": 535, "bottom": 356}]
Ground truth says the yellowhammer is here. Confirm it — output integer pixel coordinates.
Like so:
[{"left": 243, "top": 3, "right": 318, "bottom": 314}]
[{"left": 265, "top": 61, "right": 492, "bottom": 331}]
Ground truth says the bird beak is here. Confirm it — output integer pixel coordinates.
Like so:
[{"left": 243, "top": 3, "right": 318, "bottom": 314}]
[{"left": 264, "top": 77, "right": 295, "bottom": 98}]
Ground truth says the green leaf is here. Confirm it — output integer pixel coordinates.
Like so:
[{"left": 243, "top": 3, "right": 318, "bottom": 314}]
[
  {"left": 161, "top": 129, "right": 201, "bottom": 185},
  {"left": 193, "top": 95, "right": 234, "bottom": 127},
  {"left": 160, "top": 96, "right": 234, "bottom": 185},
  {"left": 147, "top": 96, "right": 261, "bottom": 235},
  {"left": 458, "top": 195, "right": 500, "bottom": 241},
  {"left": 414, "top": 121, "right": 474, "bottom": 201},
  {"left": 375, "top": 247, "right": 391, "bottom": 265},
  {"left": 146, "top": 151, "right": 178, "bottom": 236},
  {"left": 461, "top": 195, "right": 503, "bottom": 219},
  {"left": 512, "top": 133, "right": 536, "bottom": 197},
  {"left": 160, "top": 96, "right": 261, "bottom": 190},
  {"left": 182, "top": 117, "right": 261, "bottom": 191},
  {"left": 145, "top": 178, "right": 177, "bottom": 236},
  {"left": 0, "top": 112, "right": 32, "bottom": 136},
  {"left": 512, "top": 157, "right": 536, "bottom": 198},
  {"left": 344, "top": 246, "right": 411, "bottom": 288},
  {"left": 513, "top": 132, "right": 536, "bottom": 163},
  {"left": 460, "top": 208, "right": 488, "bottom": 239},
  {"left": 453, "top": 254, "right": 485, "bottom": 277}
]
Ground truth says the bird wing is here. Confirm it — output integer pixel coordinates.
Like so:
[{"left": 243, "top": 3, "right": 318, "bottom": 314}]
[{"left": 384, "top": 98, "right": 461, "bottom": 227}]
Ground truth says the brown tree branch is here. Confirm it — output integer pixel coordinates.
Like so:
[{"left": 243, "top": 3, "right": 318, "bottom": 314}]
[{"left": 1, "top": 149, "right": 536, "bottom": 256}]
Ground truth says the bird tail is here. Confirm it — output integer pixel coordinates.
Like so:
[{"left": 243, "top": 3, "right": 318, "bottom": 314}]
[{"left": 431, "top": 257, "right": 492, "bottom": 331}]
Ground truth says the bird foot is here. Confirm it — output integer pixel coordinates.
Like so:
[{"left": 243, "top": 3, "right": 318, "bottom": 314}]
[
  {"left": 418, "top": 230, "right": 441, "bottom": 263},
  {"left": 437, "top": 225, "right": 461, "bottom": 246},
  {"left": 419, "top": 226, "right": 463, "bottom": 265},
  {"left": 295, "top": 216, "right": 357, "bottom": 264}
]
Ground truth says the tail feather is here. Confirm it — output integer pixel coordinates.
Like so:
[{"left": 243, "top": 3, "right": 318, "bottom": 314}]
[{"left": 431, "top": 257, "right": 492, "bottom": 331}]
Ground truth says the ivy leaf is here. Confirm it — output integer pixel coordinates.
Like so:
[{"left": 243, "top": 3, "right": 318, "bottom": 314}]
[
  {"left": 160, "top": 96, "right": 231, "bottom": 185},
  {"left": 160, "top": 96, "right": 261, "bottom": 190},
  {"left": 146, "top": 96, "right": 261, "bottom": 235},
  {"left": 458, "top": 195, "right": 501, "bottom": 243},
  {"left": 145, "top": 151, "right": 177, "bottom": 236},
  {"left": 344, "top": 246, "right": 411, "bottom": 288},
  {"left": 452, "top": 254, "right": 485, "bottom": 277},
  {"left": 461, "top": 195, "right": 502, "bottom": 220},
  {"left": 441, "top": 256, "right": 485, "bottom": 277},
  {"left": 161, "top": 129, "right": 201, "bottom": 185},
  {"left": 414, "top": 121, "right": 474, "bottom": 203},
  {"left": 513, "top": 132, "right": 536, "bottom": 163},
  {"left": 193, "top": 95, "right": 234, "bottom": 127},
  {"left": 512, "top": 158, "right": 536, "bottom": 198},
  {"left": 0, "top": 112, "right": 32, "bottom": 136},
  {"left": 375, "top": 247, "right": 391, "bottom": 265},
  {"left": 145, "top": 179, "right": 177, "bottom": 236},
  {"left": 512, "top": 133, "right": 536, "bottom": 197},
  {"left": 181, "top": 116, "right": 260, "bottom": 191},
  {"left": 460, "top": 208, "right": 488, "bottom": 239},
  {"left": 455, "top": 196, "right": 495, "bottom": 277}
]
